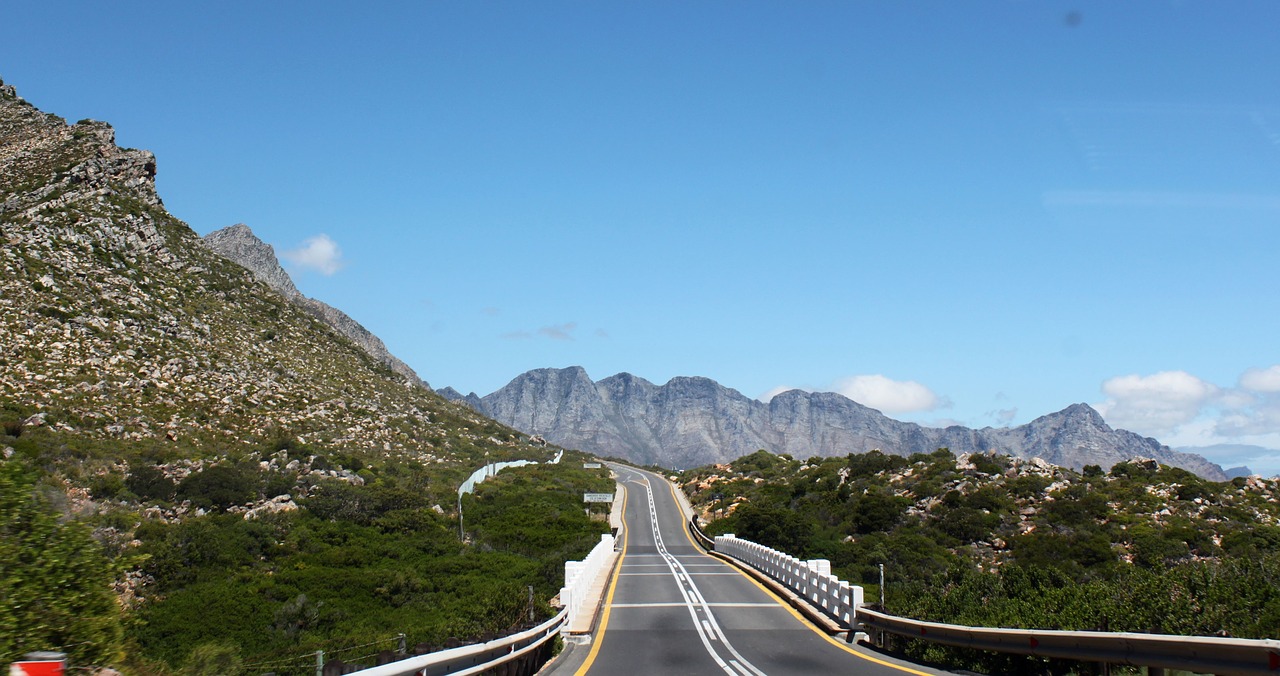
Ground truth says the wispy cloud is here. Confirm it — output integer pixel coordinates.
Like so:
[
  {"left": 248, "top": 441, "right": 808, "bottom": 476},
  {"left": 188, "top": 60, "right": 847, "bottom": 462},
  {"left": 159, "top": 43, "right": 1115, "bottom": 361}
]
[
  {"left": 282, "top": 234, "right": 345, "bottom": 275},
  {"left": 499, "top": 322, "right": 578, "bottom": 341},
  {"left": 986, "top": 407, "right": 1018, "bottom": 425},
  {"left": 538, "top": 323, "right": 577, "bottom": 341},
  {"left": 1043, "top": 191, "right": 1280, "bottom": 211}
]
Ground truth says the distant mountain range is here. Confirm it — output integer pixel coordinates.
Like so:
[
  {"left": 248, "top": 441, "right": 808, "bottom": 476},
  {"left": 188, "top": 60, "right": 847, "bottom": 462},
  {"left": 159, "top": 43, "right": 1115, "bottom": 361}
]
[{"left": 441, "top": 367, "right": 1228, "bottom": 480}]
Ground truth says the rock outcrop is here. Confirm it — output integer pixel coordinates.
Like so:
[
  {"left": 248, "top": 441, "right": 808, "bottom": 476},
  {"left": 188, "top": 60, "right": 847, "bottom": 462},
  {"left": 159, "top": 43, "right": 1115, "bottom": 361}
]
[
  {"left": 0, "top": 77, "right": 495, "bottom": 458},
  {"left": 202, "top": 224, "right": 429, "bottom": 389},
  {"left": 448, "top": 367, "right": 1227, "bottom": 480}
]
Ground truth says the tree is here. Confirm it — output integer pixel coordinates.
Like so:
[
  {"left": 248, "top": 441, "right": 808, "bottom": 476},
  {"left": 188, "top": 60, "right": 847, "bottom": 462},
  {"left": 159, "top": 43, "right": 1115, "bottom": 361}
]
[
  {"left": 729, "top": 502, "right": 813, "bottom": 556},
  {"left": 0, "top": 460, "right": 124, "bottom": 668}
]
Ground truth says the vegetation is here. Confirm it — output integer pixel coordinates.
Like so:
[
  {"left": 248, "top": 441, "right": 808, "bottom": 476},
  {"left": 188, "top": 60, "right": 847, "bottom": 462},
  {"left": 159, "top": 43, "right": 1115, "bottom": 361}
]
[
  {"left": 0, "top": 459, "right": 125, "bottom": 668},
  {"left": 683, "top": 449, "right": 1280, "bottom": 673},
  {"left": 0, "top": 80, "right": 619, "bottom": 675}
]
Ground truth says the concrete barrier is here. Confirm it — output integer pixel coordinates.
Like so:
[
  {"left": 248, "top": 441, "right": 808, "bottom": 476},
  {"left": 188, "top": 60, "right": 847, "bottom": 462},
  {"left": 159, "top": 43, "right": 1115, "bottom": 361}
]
[{"left": 558, "top": 533, "right": 617, "bottom": 636}]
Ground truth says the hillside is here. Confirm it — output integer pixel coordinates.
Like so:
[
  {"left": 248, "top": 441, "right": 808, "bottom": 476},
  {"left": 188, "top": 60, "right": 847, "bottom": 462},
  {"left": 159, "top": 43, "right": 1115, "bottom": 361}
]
[
  {"left": 0, "top": 77, "right": 609, "bottom": 674},
  {"left": 202, "top": 223, "right": 429, "bottom": 389},
  {"left": 682, "top": 449, "right": 1280, "bottom": 671},
  {"left": 444, "top": 366, "right": 1226, "bottom": 479},
  {"left": 0, "top": 76, "right": 486, "bottom": 463}
]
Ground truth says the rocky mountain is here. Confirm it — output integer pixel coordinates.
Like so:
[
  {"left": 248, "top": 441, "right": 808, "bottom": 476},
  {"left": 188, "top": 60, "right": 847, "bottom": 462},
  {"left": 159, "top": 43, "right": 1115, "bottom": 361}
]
[
  {"left": 0, "top": 76, "right": 508, "bottom": 464},
  {"left": 444, "top": 367, "right": 1227, "bottom": 480},
  {"left": 0, "top": 77, "right": 604, "bottom": 672},
  {"left": 202, "top": 223, "right": 428, "bottom": 389}
]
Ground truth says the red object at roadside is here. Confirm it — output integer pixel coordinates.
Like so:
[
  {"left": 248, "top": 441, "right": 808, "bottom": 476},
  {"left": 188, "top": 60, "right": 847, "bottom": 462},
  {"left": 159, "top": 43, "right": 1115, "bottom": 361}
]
[{"left": 9, "top": 652, "right": 66, "bottom": 676}]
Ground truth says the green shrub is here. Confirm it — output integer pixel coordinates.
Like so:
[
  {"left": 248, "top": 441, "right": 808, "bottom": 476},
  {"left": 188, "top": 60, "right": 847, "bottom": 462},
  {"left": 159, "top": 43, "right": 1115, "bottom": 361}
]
[
  {"left": 0, "top": 460, "right": 125, "bottom": 667},
  {"left": 176, "top": 464, "right": 257, "bottom": 510},
  {"left": 127, "top": 464, "right": 177, "bottom": 502}
]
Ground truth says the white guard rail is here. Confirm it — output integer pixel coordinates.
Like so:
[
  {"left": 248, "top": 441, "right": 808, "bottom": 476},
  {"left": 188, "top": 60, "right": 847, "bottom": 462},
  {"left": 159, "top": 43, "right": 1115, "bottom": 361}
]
[
  {"left": 346, "top": 607, "right": 566, "bottom": 676},
  {"left": 713, "top": 534, "right": 863, "bottom": 627},
  {"left": 559, "top": 533, "right": 616, "bottom": 635}
]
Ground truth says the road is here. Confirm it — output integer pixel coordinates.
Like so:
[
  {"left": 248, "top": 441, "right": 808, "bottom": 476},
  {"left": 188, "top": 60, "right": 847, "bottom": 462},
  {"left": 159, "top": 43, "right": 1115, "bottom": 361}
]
[{"left": 546, "top": 464, "right": 947, "bottom": 676}]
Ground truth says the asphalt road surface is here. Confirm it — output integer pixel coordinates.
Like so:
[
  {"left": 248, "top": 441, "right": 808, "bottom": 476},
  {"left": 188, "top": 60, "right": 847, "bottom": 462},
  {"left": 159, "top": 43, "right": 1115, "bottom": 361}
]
[{"left": 546, "top": 464, "right": 947, "bottom": 676}]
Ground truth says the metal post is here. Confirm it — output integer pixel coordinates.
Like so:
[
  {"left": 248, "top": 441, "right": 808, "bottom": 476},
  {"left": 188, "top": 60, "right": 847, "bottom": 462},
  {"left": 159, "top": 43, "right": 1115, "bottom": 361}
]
[
  {"left": 315, "top": 650, "right": 323, "bottom": 676},
  {"left": 879, "top": 564, "right": 885, "bottom": 609},
  {"left": 397, "top": 633, "right": 406, "bottom": 654}
]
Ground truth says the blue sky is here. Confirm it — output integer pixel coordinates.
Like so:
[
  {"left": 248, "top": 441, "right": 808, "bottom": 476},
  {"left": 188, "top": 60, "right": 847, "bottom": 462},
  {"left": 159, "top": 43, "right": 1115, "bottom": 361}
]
[{"left": 4, "top": 2, "right": 1279, "bottom": 473}]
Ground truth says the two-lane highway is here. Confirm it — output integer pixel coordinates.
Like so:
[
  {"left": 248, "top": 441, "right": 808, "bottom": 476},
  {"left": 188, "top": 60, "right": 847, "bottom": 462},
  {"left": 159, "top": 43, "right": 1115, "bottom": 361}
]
[{"left": 557, "top": 464, "right": 945, "bottom": 676}]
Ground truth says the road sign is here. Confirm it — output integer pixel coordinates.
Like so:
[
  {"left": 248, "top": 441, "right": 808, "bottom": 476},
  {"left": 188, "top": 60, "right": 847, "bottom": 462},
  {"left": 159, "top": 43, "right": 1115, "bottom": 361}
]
[
  {"left": 583, "top": 492, "right": 614, "bottom": 503},
  {"left": 583, "top": 462, "right": 602, "bottom": 469}
]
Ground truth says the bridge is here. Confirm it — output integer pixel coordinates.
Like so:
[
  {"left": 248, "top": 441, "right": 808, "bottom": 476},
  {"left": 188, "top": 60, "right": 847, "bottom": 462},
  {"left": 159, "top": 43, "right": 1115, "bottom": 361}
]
[{"left": 348, "top": 463, "right": 1280, "bottom": 676}]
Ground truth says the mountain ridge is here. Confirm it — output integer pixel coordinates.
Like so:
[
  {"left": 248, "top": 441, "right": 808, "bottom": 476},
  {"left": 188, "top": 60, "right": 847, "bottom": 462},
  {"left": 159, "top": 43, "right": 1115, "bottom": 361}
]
[
  {"left": 202, "top": 223, "right": 429, "bottom": 389},
  {"left": 0, "top": 76, "right": 499, "bottom": 461},
  {"left": 443, "top": 367, "right": 1227, "bottom": 480}
]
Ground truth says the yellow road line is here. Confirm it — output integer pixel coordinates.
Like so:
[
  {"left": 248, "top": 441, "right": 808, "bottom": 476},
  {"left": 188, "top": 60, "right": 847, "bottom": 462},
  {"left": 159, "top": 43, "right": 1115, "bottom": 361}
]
[
  {"left": 667, "top": 477, "right": 713, "bottom": 554},
  {"left": 664, "top": 474, "right": 932, "bottom": 676},
  {"left": 573, "top": 477, "right": 629, "bottom": 676}
]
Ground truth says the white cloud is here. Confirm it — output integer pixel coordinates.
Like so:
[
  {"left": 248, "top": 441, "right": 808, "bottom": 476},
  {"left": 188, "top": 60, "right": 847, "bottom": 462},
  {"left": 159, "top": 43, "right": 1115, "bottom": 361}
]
[
  {"left": 1095, "top": 370, "right": 1217, "bottom": 434},
  {"left": 1215, "top": 399, "right": 1280, "bottom": 437},
  {"left": 1241, "top": 365, "right": 1280, "bottom": 393},
  {"left": 833, "top": 375, "right": 942, "bottom": 414},
  {"left": 759, "top": 385, "right": 803, "bottom": 403},
  {"left": 282, "top": 234, "right": 345, "bottom": 276},
  {"left": 1095, "top": 367, "right": 1280, "bottom": 473}
]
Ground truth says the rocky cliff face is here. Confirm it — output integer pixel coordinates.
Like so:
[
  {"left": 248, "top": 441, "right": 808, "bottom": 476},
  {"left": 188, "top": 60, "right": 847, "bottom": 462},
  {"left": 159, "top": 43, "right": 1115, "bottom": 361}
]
[
  {"left": 446, "top": 367, "right": 1226, "bottom": 480},
  {"left": 202, "top": 224, "right": 429, "bottom": 389},
  {"left": 0, "top": 78, "right": 494, "bottom": 459}
]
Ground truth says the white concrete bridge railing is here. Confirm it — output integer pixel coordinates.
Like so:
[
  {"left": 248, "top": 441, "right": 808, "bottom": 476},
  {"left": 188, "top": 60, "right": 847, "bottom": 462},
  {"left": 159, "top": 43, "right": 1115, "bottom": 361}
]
[{"left": 713, "top": 534, "right": 863, "bottom": 628}]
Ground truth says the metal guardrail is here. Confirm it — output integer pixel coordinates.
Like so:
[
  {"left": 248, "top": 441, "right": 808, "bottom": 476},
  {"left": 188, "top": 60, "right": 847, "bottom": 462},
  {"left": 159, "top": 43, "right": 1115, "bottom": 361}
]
[
  {"left": 859, "top": 607, "right": 1280, "bottom": 676},
  {"left": 345, "top": 608, "right": 566, "bottom": 676},
  {"left": 713, "top": 533, "right": 1280, "bottom": 675},
  {"left": 347, "top": 531, "right": 616, "bottom": 675},
  {"left": 687, "top": 517, "right": 715, "bottom": 551}
]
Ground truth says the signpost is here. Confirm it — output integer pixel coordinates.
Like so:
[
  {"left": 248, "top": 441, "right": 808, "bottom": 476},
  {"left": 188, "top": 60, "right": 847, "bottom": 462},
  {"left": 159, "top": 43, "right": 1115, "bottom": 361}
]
[{"left": 583, "top": 492, "right": 614, "bottom": 519}]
